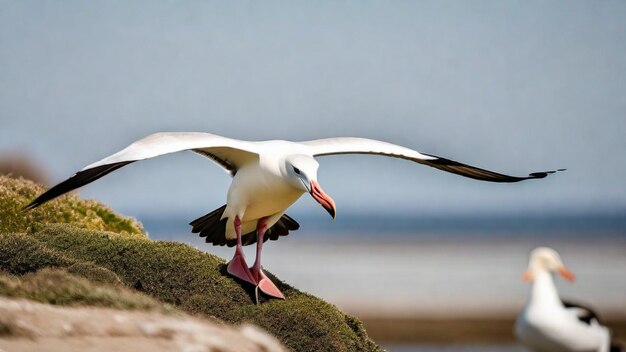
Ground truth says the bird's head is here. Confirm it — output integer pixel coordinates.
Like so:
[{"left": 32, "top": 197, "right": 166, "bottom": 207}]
[
  {"left": 522, "top": 247, "right": 575, "bottom": 282},
  {"left": 284, "top": 155, "right": 336, "bottom": 219}
]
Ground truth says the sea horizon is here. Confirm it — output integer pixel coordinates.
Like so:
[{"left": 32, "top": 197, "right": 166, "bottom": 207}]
[{"left": 139, "top": 210, "right": 626, "bottom": 240}]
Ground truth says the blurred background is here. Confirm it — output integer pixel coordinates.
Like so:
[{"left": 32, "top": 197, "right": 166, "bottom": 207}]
[{"left": 1, "top": 1, "right": 625, "bottom": 351}]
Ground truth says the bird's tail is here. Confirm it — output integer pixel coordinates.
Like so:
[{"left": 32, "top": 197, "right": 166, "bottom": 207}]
[{"left": 190, "top": 205, "right": 299, "bottom": 247}]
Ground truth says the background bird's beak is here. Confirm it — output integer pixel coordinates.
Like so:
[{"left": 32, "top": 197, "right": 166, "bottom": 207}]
[
  {"left": 310, "top": 180, "right": 336, "bottom": 219},
  {"left": 559, "top": 266, "right": 575, "bottom": 282},
  {"left": 522, "top": 272, "right": 534, "bottom": 282}
]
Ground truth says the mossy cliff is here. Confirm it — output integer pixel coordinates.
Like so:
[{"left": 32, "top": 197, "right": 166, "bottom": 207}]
[
  {"left": 0, "top": 176, "right": 144, "bottom": 237},
  {"left": 0, "top": 175, "right": 382, "bottom": 352}
]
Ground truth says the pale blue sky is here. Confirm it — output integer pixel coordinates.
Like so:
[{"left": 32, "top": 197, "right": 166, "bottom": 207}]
[{"left": 1, "top": 1, "right": 625, "bottom": 218}]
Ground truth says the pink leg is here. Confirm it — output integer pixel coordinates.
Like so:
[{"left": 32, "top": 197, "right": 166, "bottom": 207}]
[
  {"left": 226, "top": 216, "right": 257, "bottom": 285},
  {"left": 250, "top": 217, "right": 285, "bottom": 300}
]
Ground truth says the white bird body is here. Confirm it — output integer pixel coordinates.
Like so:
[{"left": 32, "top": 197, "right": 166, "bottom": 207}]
[
  {"left": 223, "top": 160, "right": 304, "bottom": 239},
  {"left": 516, "top": 248, "right": 613, "bottom": 352},
  {"left": 26, "top": 132, "right": 563, "bottom": 302}
]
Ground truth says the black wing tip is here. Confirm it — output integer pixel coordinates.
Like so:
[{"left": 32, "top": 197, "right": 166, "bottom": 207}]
[
  {"left": 423, "top": 153, "right": 566, "bottom": 183},
  {"left": 528, "top": 168, "right": 566, "bottom": 179},
  {"left": 22, "top": 191, "right": 58, "bottom": 212},
  {"left": 21, "top": 161, "right": 136, "bottom": 213},
  {"left": 22, "top": 201, "right": 39, "bottom": 212}
]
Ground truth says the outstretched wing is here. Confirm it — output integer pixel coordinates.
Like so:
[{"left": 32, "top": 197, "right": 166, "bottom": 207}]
[
  {"left": 303, "top": 137, "right": 564, "bottom": 183},
  {"left": 24, "top": 132, "right": 259, "bottom": 210}
]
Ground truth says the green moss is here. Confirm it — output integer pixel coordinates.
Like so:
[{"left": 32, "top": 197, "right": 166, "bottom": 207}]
[
  {"left": 24, "top": 225, "right": 380, "bottom": 351},
  {"left": 240, "top": 296, "right": 377, "bottom": 351},
  {"left": 0, "top": 233, "right": 160, "bottom": 310},
  {"left": 0, "top": 268, "right": 165, "bottom": 310},
  {"left": 0, "top": 232, "right": 74, "bottom": 274},
  {"left": 0, "top": 175, "right": 145, "bottom": 237},
  {"left": 0, "top": 175, "right": 381, "bottom": 351},
  {"left": 66, "top": 262, "right": 124, "bottom": 287}
]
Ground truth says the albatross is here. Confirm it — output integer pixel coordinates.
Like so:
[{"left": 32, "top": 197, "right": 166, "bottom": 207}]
[
  {"left": 515, "top": 247, "right": 623, "bottom": 352},
  {"left": 25, "top": 132, "right": 563, "bottom": 301}
]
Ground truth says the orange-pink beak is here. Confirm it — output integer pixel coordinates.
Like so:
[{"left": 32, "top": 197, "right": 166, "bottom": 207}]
[
  {"left": 558, "top": 267, "right": 575, "bottom": 282},
  {"left": 310, "top": 180, "right": 336, "bottom": 219},
  {"left": 522, "top": 272, "right": 534, "bottom": 282},
  {"left": 522, "top": 266, "right": 575, "bottom": 282}
]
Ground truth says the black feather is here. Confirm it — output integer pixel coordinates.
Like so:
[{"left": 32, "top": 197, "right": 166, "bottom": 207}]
[
  {"left": 190, "top": 205, "right": 300, "bottom": 247},
  {"left": 562, "top": 299, "right": 602, "bottom": 325},
  {"left": 23, "top": 161, "right": 135, "bottom": 210},
  {"left": 421, "top": 153, "right": 565, "bottom": 183},
  {"left": 193, "top": 150, "right": 237, "bottom": 176}
]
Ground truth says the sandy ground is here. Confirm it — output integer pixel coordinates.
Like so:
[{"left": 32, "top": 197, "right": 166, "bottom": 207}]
[
  {"left": 0, "top": 298, "right": 285, "bottom": 352},
  {"left": 360, "top": 316, "right": 626, "bottom": 344}
]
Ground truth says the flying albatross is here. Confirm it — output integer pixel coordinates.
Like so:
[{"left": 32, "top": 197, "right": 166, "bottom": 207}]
[{"left": 25, "top": 132, "right": 563, "bottom": 301}]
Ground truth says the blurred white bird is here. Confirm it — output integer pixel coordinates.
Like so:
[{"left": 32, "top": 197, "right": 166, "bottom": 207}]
[{"left": 516, "top": 247, "right": 623, "bottom": 352}]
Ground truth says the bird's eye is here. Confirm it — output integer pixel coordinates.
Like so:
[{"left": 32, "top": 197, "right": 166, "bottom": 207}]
[{"left": 293, "top": 167, "right": 301, "bottom": 175}]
